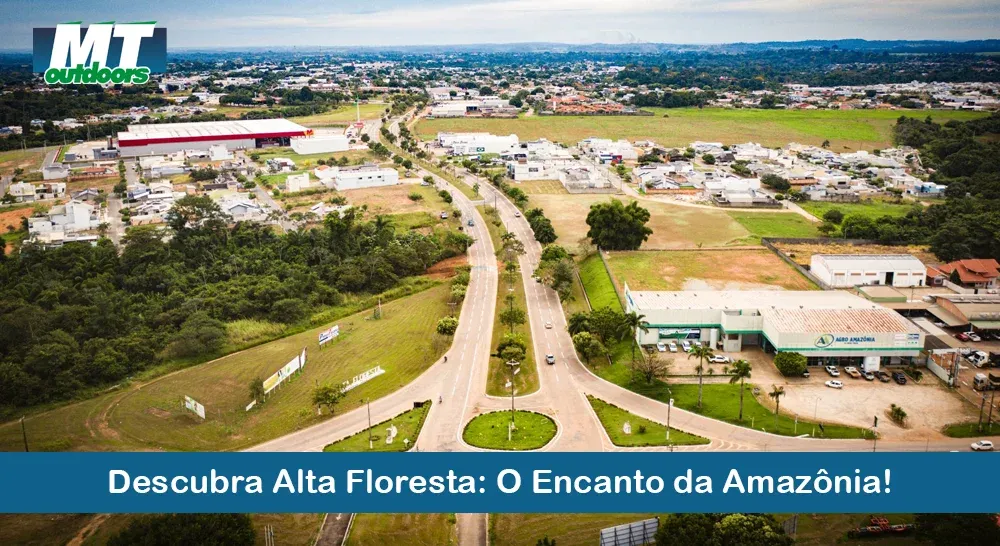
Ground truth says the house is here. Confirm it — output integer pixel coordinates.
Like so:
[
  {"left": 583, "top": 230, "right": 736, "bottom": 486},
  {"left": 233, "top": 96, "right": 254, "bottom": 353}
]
[
  {"left": 328, "top": 164, "right": 399, "bottom": 190},
  {"left": 42, "top": 163, "right": 70, "bottom": 180},
  {"left": 219, "top": 197, "right": 266, "bottom": 222},
  {"left": 7, "top": 182, "right": 37, "bottom": 202},
  {"left": 284, "top": 173, "right": 314, "bottom": 193},
  {"left": 209, "top": 144, "right": 233, "bottom": 161},
  {"left": 927, "top": 259, "right": 1000, "bottom": 291},
  {"left": 577, "top": 138, "right": 638, "bottom": 163},
  {"left": 6, "top": 181, "right": 66, "bottom": 202},
  {"left": 267, "top": 158, "right": 296, "bottom": 173},
  {"left": 28, "top": 200, "right": 101, "bottom": 237},
  {"left": 71, "top": 188, "right": 102, "bottom": 201}
]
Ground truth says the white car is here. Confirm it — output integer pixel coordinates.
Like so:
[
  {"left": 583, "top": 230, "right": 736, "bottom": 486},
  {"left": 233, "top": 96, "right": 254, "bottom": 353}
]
[
  {"left": 514, "top": 211, "right": 521, "bottom": 218},
  {"left": 545, "top": 354, "right": 555, "bottom": 365},
  {"left": 656, "top": 342, "right": 667, "bottom": 353},
  {"left": 708, "top": 355, "right": 730, "bottom": 364},
  {"left": 668, "top": 341, "right": 678, "bottom": 353},
  {"left": 681, "top": 340, "right": 692, "bottom": 353},
  {"left": 971, "top": 440, "right": 994, "bottom": 451},
  {"left": 825, "top": 380, "right": 844, "bottom": 389},
  {"left": 544, "top": 322, "right": 553, "bottom": 329},
  {"left": 825, "top": 365, "right": 840, "bottom": 377},
  {"left": 969, "top": 333, "right": 983, "bottom": 342}
]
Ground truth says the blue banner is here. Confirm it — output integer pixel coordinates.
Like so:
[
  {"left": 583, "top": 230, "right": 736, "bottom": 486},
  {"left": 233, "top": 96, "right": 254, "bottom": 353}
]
[{"left": 0, "top": 452, "right": 995, "bottom": 513}]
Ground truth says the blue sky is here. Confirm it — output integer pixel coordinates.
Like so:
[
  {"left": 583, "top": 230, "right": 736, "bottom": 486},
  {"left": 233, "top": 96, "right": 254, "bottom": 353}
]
[{"left": 2, "top": 0, "right": 998, "bottom": 49}]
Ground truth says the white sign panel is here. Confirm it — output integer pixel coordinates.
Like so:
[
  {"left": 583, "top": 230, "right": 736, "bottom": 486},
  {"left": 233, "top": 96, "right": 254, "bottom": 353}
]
[
  {"left": 262, "top": 348, "right": 307, "bottom": 395},
  {"left": 341, "top": 365, "right": 386, "bottom": 393},
  {"left": 183, "top": 395, "right": 205, "bottom": 419},
  {"left": 319, "top": 325, "right": 340, "bottom": 346}
]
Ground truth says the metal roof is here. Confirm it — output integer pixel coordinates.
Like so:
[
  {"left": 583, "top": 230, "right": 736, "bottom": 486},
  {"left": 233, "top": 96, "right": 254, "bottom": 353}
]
[
  {"left": 812, "top": 254, "right": 925, "bottom": 271},
  {"left": 626, "top": 289, "right": 882, "bottom": 312},
  {"left": 118, "top": 119, "right": 309, "bottom": 144}
]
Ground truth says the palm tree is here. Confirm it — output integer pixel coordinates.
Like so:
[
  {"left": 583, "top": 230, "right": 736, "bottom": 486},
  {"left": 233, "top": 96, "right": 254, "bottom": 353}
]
[
  {"left": 724, "top": 359, "right": 753, "bottom": 421},
  {"left": 622, "top": 311, "right": 648, "bottom": 360},
  {"left": 567, "top": 312, "right": 591, "bottom": 336},
  {"left": 768, "top": 385, "right": 786, "bottom": 430},
  {"left": 688, "top": 344, "right": 715, "bottom": 410}
]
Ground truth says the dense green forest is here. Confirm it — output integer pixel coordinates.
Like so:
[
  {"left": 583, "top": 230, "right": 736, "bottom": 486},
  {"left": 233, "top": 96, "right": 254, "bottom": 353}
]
[
  {"left": 0, "top": 196, "right": 471, "bottom": 409},
  {"left": 829, "top": 113, "right": 1000, "bottom": 260}
]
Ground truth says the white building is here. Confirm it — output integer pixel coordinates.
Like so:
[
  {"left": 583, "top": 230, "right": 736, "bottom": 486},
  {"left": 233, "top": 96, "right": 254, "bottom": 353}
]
[
  {"left": 291, "top": 134, "right": 350, "bottom": 155},
  {"left": 284, "top": 173, "right": 314, "bottom": 193},
  {"left": 437, "top": 132, "right": 519, "bottom": 156},
  {"left": 6, "top": 181, "right": 66, "bottom": 202},
  {"left": 117, "top": 119, "right": 311, "bottom": 157},
  {"left": 810, "top": 254, "right": 927, "bottom": 288},
  {"left": 42, "top": 163, "right": 71, "bottom": 180},
  {"left": 577, "top": 138, "right": 638, "bottom": 163},
  {"left": 327, "top": 164, "right": 399, "bottom": 191},
  {"left": 209, "top": 144, "right": 233, "bottom": 161},
  {"left": 624, "top": 285, "right": 924, "bottom": 372},
  {"left": 28, "top": 200, "right": 101, "bottom": 237}
]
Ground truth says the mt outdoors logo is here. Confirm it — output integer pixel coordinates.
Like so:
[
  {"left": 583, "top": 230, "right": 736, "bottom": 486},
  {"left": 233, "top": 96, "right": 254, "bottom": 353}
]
[{"left": 33, "top": 22, "right": 166, "bottom": 85}]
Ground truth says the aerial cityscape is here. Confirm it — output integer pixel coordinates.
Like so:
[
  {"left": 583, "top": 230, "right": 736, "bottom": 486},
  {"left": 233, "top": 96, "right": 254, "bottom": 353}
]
[{"left": 1, "top": 2, "right": 1000, "bottom": 545}]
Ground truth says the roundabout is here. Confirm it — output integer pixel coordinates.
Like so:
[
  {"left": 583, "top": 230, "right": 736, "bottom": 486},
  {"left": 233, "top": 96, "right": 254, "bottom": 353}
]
[{"left": 462, "top": 411, "right": 558, "bottom": 451}]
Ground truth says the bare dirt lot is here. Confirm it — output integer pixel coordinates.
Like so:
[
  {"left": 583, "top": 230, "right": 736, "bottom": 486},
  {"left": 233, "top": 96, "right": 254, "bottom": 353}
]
[
  {"left": 773, "top": 241, "right": 938, "bottom": 268},
  {"left": 606, "top": 249, "right": 818, "bottom": 292}
]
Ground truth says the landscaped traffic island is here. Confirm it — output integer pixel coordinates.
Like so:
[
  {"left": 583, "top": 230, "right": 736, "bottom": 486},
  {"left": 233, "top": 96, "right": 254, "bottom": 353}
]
[{"left": 463, "top": 411, "right": 557, "bottom": 450}]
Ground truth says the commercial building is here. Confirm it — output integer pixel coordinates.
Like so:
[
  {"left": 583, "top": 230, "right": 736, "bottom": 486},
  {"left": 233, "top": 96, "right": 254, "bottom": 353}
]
[
  {"left": 624, "top": 285, "right": 924, "bottom": 371},
  {"left": 926, "top": 294, "right": 1000, "bottom": 332},
  {"left": 810, "top": 254, "right": 927, "bottom": 288},
  {"left": 116, "top": 119, "right": 312, "bottom": 157},
  {"left": 926, "top": 259, "right": 1000, "bottom": 291},
  {"left": 437, "top": 132, "right": 519, "bottom": 156},
  {"left": 322, "top": 164, "right": 399, "bottom": 191},
  {"left": 290, "top": 134, "right": 350, "bottom": 155}
]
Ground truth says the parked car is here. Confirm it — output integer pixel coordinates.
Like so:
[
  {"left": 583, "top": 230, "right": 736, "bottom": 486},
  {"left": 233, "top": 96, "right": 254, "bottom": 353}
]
[
  {"left": 969, "top": 333, "right": 982, "bottom": 342},
  {"left": 877, "top": 371, "right": 891, "bottom": 383},
  {"left": 545, "top": 354, "right": 555, "bottom": 365},
  {"left": 863, "top": 372, "right": 875, "bottom": 381},
  {"left": 668, "top": 341, "right": 678, "bottom": 353},
  {"left": 825, "top": 365, "right": 840, "bottom": 377},
  {"left": 825, "top": 380, "right": 844, "bottom": 389},
  {"left": 708, "top": 355, "right": 731, "bottom": 364},
  {"left": 656, "top": 342, "right": 667, "bottom": 353},
  {"left": 801, "top": 369, "right": 810, "bottom": 378},
  {"left": 844, "top": 366, "right": 862, "bottom": 379},
  {"left": 956, "top": 332, "right": 971, "bottom": 342},
  {"left": 681, "top": 340, "right": 692, "bottom": 353},
  {"left": 971, "top": 440, "right": 995, "bottom": 451},
  {"left": 439, "top": 211, "right": 449, "bottom": 219},
  {"left": 892, "top": 372, "right": 907, "bottom": 385}
]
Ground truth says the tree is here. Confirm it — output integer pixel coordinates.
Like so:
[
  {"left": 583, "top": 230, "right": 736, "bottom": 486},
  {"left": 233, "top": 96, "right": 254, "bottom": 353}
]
[
  {"left": 472, "top": 183, "right": 480, "bottom": 195},
  {"left": 270, "top": 298, "right": 306, "bottom": 324},
  {"left": 773, "top": 352, "right": 806, "bottom": 376},
  {"left": 633, "top": 353, "right": 670, "bottom": 384},
  {"left": 688, "top": 344, "right": 714, "bottom": 410},
  {"left": 567, "top": 312, "right": 591, "bottom": 336},
  {"left": 249, "top": 376, "right": 265, "bottom": 404},
  {"left": 817, "top": 222, "right": 838, "bottom": 236},
  {"left": 107, "top": 514, "right": 255, "bottom": 546},
  {"left": 168, "top": 312, "right": 226, "bottom": 358},
  {"left": 760, "top": 174, "right": 790, "bottom": 193},
  {"left": 622, "top": 311, "right": 649, "bottom": 360},
  {"left": 889, "top": 403, "right": 907, "bottom": 426},
  {"left": 585, "top": 199, "right": 653, "bottom": 250},
  {"left": 572, "top": 331, "right": 605, "bottom": 363},
  {"left": 822, "top": 209, "right": 844, "bottom": 224},
  {"left": 702, "top": 153, "right": 716, "bottom": 165},
  {"left": 655, "top": 514, "right": 718, "bottom": 546},
  {"left": 709, "top": 514, "right": 793, "bottom": 546},
  {"left": 768, "top": 385, "right": 786, "bottom": 429},
  {"left": 313, "top": 383, "right": 346, "bottom": 415},
  {"left": 915, "top": 514, "right": 1000, "bottom": 546},
  {"left": 724, "top": 360, "right": 752, "bottom": 421},
  {"left": 499, "top": 305, "right": 526, "bottom": 335},
  {"left": 437, "top": 316, "right": 459, "bottom": 336},
  {"left": 840, "top": 214, "right": 879, "bottom": 239}
]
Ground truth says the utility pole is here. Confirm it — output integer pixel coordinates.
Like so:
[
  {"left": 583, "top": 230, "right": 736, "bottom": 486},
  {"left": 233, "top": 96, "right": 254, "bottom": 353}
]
[
  {"left": 20, "top": 416, "right": 28, "bottom": 452},
  {"left": 666, "top": 398, "right": 673, "bottom": 441},
  {"left": 979, "top": 391, "right": 988, "bottom": 432},
  {"left": 989, "top": 389, "right": 997, "bottom": 432},
  {"left": 872, "top": 415, "right": 878, "bottom": 453},
  {"left": 507, "top": 360, "right": 520, "bottom": 424},
  {"left": 367, "top": 399, "right": 373, "bottom": 450}
]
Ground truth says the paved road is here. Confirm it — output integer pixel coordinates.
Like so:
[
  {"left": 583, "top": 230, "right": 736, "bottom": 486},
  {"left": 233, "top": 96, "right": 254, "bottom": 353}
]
[{"left": 314, "top": 513, "right": 353, "bottom": 546}]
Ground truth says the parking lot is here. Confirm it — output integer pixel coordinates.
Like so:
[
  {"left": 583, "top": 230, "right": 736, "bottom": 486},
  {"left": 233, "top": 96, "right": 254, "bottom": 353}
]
[{"left": 663, "top": 346, "right": 982, "bottom": 438}]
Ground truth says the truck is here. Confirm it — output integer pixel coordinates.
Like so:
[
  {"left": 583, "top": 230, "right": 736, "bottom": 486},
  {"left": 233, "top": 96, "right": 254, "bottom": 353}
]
[{"left": 973, "top": 373, "right": 1000, "bottom": 391}]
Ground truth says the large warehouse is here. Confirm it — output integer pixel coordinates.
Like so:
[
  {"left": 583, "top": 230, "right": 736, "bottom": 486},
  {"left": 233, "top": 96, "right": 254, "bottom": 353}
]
[
  {"left": 624, "top": 285, "right": 924, "bottom": 372},
  {"left": 810, "top": 254, "right": 926, "bottom": 288},
  {"left": 116, "top": 119, "right": 312, "bottom": 157}
]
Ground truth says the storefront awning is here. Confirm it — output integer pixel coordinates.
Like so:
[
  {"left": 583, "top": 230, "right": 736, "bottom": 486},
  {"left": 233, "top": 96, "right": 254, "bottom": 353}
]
[
  {"left": 971, "top": 320, "right": 1000, "bottom": 330},
  {"left": 927, "top": 305, "right": 968, "bottom": 328}
]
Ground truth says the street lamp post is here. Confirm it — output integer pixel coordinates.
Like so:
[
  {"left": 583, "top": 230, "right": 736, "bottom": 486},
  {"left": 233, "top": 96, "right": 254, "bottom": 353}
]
[
  {"left": 366, "top": 399, "right": 373, "bottom": 450},
  {"left": 666, "top": 398, "right": 673, "bottom": 442},
  {"left": 812, "top": 397, "right": 820, "bottom": 437},
  {"left": 507, "top": 360, "right": 520, "bottom": 424}
]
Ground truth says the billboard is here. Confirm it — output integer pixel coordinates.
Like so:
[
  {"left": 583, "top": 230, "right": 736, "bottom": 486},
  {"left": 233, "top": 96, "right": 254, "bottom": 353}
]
[
  {"left": 319, "top": 325, "right": 340, "bottom": 346},
  {"left": 600, "top": 517, "right": 659, "bottom": 546},
  {"left": 341, "top": 365, "right": 386, "bottom": 393},
  {"left": 183, "top": 395, "right": 205, "bottom": 420},
  {"left": 262, "top": 348, "right": 307, "bottom": 395}
]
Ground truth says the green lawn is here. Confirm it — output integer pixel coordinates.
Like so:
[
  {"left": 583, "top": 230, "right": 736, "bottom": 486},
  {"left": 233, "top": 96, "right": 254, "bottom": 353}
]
[
  {"left": 463, "top": 410, "right": 557, "bottom": 450},
  {"left": 605, "top": 249, "right": 817, "bottom": 291},
  {"left": 324, "top": 402, "right": 431, "bottom": 452},
  {"left": 346, "top": 514, "right": 457, "bottom": 546},
  {"left": 291, "top": 103, "right": 387, "bottom": 126},
  {"left": 942, "top": 421, "right": 998, "bottom": 438},
  {"left": 577, "top": 254, "right": 622, "bottom": 311},
  {"left": 728, "top": 211, "right": 819, "bottom": 243},
  {"left": 799, "top": 199, "right": 922, "bottom": 222},
  {"left": 0, "top": 281, "right": 454, "bottom": 452},
  {"left": 479, "top": 206, "right": 539, "bottom": 397},
  {"left": 416, "top": 108, "right": 989, "bottom": 151},
  {"left": 490, "top": 514, "right": 657, "bottom": 546},
  {"left": 252, "top": 147, "right": 375, "bottom": 170},
  {"left": 0, "top": 148, "right": 46, "bottom": 176},
  {"left": 587, "top": 396, "right": 708, "bottom": 447}
]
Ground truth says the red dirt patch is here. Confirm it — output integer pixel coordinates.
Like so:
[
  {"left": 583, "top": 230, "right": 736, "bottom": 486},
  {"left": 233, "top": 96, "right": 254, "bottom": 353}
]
[{"left": 426, "top": 255, "right": 468, "bottom": 280}]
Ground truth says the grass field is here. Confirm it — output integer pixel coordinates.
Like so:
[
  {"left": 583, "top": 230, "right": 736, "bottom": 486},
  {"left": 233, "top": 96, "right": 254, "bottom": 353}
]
[
  {"left": 587, "top": 396, "right": 708, "bottom": 447},
  {"left": 0, "top": 282, "right": 454, "bottom": 452},
  {"left": 416, "top": 108, "right": 989, "bottom": 151},
  {"left": 291, "top": 103, "right": 387, "bottom": 126},
  {"left": 528, "top": 194, "right": 747, "bottom": 252},
  {"left": 490, "top": 514, "right": 656, "bottom": 546},
  {"left": 727, "top": 211, "right": 819, "bottom": 243},
  {"left": 463, "top": 410, "right": 557, "bottom": 450},
  {"left": 0, "top": 148, "right": 46, "bottom": 175},
  {"left": 604, "top": 249, "right": 817, "bottom": 291},
  {"left": 252, "top": 147, "right": 375, "bottom": 170},
  {"left": 799, "top": 199, "right": 923, "bottom": 222},
  {"left": 517, "top": 180, "right": 567, "bottom": 195},
  {"left": 480, "top": 206, "right": 538, "bottom": 397},
  {"left": 346, "top": 514, "right": 457, "bottom": 546},
  {"left": 942, "top": 422, "right": 997, "bottom": 438},
  {"left": 324, "top": 402, "right": 431, "bottom": 452},
  {"left": 578, "top": 254, "right": 622, "bottom": 311}
]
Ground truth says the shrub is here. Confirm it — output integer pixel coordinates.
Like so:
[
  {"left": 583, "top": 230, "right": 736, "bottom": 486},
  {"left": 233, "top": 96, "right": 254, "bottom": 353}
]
[
  {"left": 889, "top": 403, "right": 907, "bottom": 426},
  {"left": 773, "top": 352, "right": 806, "bottom": 376},
  {"left": 408, "top": 192, "right": 424, "bottom": 201}
]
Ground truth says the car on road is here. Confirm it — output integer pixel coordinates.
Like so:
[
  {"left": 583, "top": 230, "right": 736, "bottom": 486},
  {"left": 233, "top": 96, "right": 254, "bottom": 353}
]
[
  {"left": 825, "top": 380, "right": 844, "bottom": 389},
  {"left": 514, "top": 211, "right": 521, "bottom": 218},
  {"left": 892, "top": 372, "right": 907, "bottom": 385},
  {"left": 877, "top": 371, "right": 891, "bottom": 383},
  {"left": 668, "top": 341, "right": 678, "bottom": 353},
  {"left": 863, "top": 371, "right": 875, "bottom": 381},
  {"left": 971, "top": 440, "right": 994, "bottom": 451},
  {"left": 656, "top": 342, "right": 667, "bottom": 353},
  {"left": 544, "top": 322, "right": 553, "bottom": 329},
  {"left": 681, "top": 340, "right": 692, "bottom": 353},
  {"left": 844, "top": 366, "right": 862, "bottom": 379},
  {"left": 956, "top": 332, "right": 971, "bottom": 342},
  {"left": 545, "top": 354, "right": 555, "bottom": 365},
  {"left": 708, "top": 355, "right": 731, "bottom": 364},
  {"left": 467, "top": 219, "right": 475, "bottom": 227},
  {"left": 825, "top": 365, "right": 840, "bottom": 377}
]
